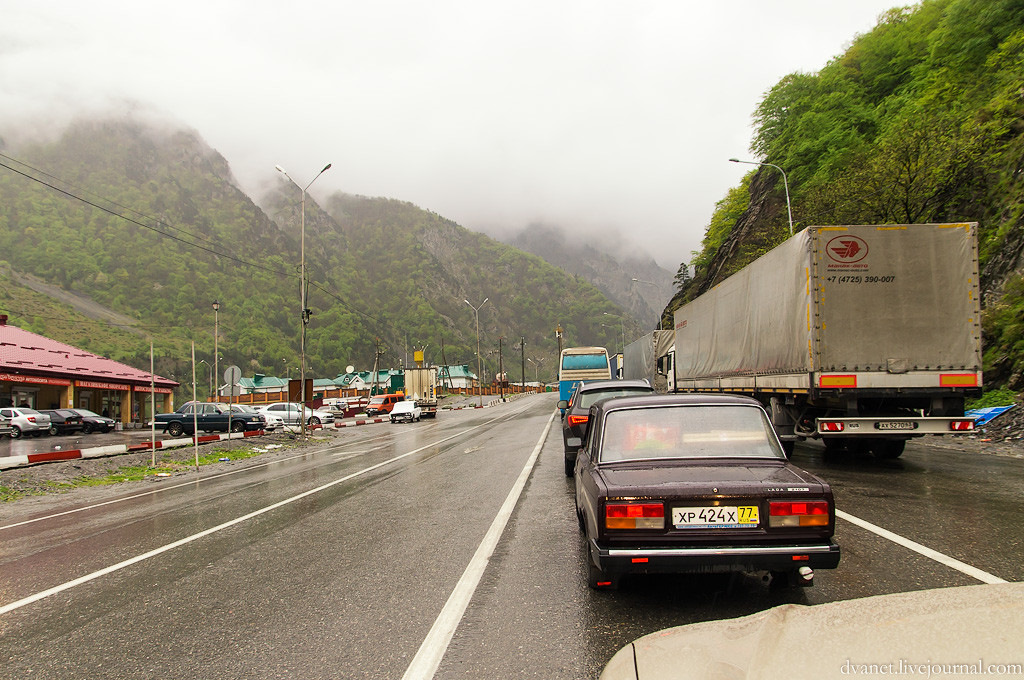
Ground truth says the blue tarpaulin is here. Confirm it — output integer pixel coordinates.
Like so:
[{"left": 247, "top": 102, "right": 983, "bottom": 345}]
[{"left": 965, "top": 405, "right": 1016, "bottom": 426}]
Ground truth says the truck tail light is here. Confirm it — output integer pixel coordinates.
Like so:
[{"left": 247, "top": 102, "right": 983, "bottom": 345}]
[
  {"left": 605, "top": 502, "right": 665, "bottom": 530},
  {"left": 950, "top": 420, "right": 975, "bottom": 431},
  {"left": 567, "top": 414, "right": 589, "bottom": 427},
  {"left": 769, "top": 500, "right": 830, "bottom": 527},
  {"left": 819, "top": 421, "right": 844, "bottom": 432}
]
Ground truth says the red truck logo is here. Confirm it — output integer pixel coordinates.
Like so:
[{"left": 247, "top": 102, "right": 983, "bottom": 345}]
[{"left": 826, "top": 235, "right": 868, "bottom": 264}]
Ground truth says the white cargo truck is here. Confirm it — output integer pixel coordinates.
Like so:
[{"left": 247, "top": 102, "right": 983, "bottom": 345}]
[
  {"left": 671, "top": 223, "right": 982, "bottom": 458},
  {"left": 622, "top": 330, "right": 675, "bottom": 393},
  {"left": 404, "top": 366, "right": 439, "bottom": 418}
]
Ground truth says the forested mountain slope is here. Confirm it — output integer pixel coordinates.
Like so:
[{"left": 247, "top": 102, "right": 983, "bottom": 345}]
[{"left": 0, "top": 120, "right": 626, "bottom": 393}]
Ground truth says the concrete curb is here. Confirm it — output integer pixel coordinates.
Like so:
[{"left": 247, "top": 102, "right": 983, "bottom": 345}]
[
  {"left": 0, "top": 429, "right": 268, "bottom": 471},
  {"left": 334, "top": 417, "right": 386, "bottom": 428}
]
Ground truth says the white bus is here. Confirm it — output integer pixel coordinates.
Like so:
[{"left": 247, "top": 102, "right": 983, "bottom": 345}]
[{"left": 558, "top": 346, "right": 611, "bottom": 404}]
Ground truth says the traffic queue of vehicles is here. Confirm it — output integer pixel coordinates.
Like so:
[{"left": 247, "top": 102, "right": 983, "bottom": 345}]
[
  {"left": 623, "top": 223, "right": 981, "bottom": 460},
  {"left": 559, "top": 377, "right": 841, "bottom": 591}
]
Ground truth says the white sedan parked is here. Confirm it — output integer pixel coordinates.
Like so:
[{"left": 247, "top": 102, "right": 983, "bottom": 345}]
[
  {"left": 390, "top": 400, "right": 422, "bottom": 423},
  {"left": 0, "top": 407, "right": 52, "bottom": 438},
  {"left": 256, "top": 402, "right": 334, "bottom": 426}
]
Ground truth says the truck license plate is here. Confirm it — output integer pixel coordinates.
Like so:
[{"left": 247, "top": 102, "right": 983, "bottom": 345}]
[
  {"left": 876, "top": 421, "right": 916, "bottom": 430},
  {"left": 672, "top": 505, "right": 759, "bottom": 529}
]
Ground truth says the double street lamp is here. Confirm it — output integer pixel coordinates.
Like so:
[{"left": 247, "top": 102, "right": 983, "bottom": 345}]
[
  {"left": 212, "top": 299, "right": 220, "bottom": 400},
  {"left": 464, "top": 297, "right": 488, "bottom": 407},
  {"left": 276, "top": 162, "right": 332, "bottom": 437},
  {"left": 602, "top": 312, "right": 625, "bottom": 356},
  {"left": 729, "top": 158, "right": 793, "bottom": 236}
]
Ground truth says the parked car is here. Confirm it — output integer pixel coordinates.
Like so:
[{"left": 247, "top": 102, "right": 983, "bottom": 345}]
[
  {"left": 0, "top": 407, "right": 52, "bottom": 438},
  {"left": 255, "top": 402, "right": 334, "bottom": 426},
  {"left": 557, "top": 379, "right": 655, "bottom": 476},
  {"left": 153, "top": 402, "right": 265, "bottom": 436},
  {"left": 67, "top": 408, "right": 117, "bottom": 434},
  {"left": 365, "top": 393, "right": 404, "bottom": 416},
  {"left": 39, "top": 408, "right": 85, "bottom": 436},
  {"left": 231, "top": 404, "right": 282, "bottom": 431},
  {"left": 390, "top": 400, "right": 422, "bottom": 423},
  {"left": 571, "top": 394, "right": 840, "bottom": 590},
  {"left": 0, "top": 411, "right": 13, "bottom": 438}
]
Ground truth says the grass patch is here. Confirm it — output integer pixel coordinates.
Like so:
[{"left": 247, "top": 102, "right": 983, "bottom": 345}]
[
  {"left": 0, "top": 444, "right": 286, "bottom": 502},
  {"left": 967, "top": 387, "right": 1021, "bottom": 409}
]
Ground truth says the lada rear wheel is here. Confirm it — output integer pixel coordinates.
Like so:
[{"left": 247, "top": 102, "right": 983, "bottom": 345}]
[{"left": 167, "top": 422, "right": 185, "bottom": 437}]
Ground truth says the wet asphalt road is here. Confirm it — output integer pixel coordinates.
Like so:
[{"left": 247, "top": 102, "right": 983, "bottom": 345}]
[{"left": 0, "top": 393, "right": 1021, "bottom": 679}]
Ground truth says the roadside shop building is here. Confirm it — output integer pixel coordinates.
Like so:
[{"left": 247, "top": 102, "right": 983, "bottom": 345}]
[{"left": 0, "top": 315, "right": 178, "bottom": 424}]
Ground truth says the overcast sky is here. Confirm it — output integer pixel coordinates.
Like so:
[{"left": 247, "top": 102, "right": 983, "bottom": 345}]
[{"left": 1, "top": 0, "right": 903, "bottom": 270}]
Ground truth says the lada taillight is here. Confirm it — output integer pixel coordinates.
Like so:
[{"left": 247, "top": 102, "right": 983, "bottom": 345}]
[
  {"left": 605, "top": 502, "right": 665, "bottom": 530},
  {"left": 769, "top": 501, "right": 830, "bottom": 527}
]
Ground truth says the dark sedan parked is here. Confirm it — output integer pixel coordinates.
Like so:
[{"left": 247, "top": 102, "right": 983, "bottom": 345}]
[
  {"left": 39, "top": 409, "right": 85, "bottom": 436},
  {"left": 68, "top": 408, "right": 117, "bottom": 434},
  {"left": 557, "top": 379, "right": 654, "bottom": 476},
  {"left": 571, "top": 394, "right": 840, "bottom": 590}
]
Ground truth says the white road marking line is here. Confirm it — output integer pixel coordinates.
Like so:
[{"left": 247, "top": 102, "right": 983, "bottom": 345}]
[
  {"left": 836, "top": 509, "right": 1007, "bottom": 584},
  {"left": 401, "top": 410, "right": 556, "bottom": 680},
  {"left": 0, "top": 416, "right": 524, "bottom": 616}
]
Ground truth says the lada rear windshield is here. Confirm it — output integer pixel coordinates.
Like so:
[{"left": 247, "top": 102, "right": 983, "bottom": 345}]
[
  {"left": 599, "top": 405, "right": 785, "bottom": 462},
  {"left": 578, "top": 388, "right": 652, "bottom": 409}
]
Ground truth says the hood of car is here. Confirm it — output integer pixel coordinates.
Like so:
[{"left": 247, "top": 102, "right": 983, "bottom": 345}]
[{"left": 596, "top": 461, "right": 826, "bottom": 494}]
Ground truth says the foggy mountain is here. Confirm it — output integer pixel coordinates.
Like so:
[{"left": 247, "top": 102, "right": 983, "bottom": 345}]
[{"left": 500, "top": 223, "right": 674, "bottom": 331}]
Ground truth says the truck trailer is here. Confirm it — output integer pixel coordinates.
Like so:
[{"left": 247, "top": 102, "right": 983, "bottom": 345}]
[
  {"left": 671, "top": 223, "right": 982, "bottom": 458},
  {"left": 621, "top": 330, "right": 675, "bottom": 393},
  {"left": 404, "top": 366, "right": 439, "bottom": 418}
]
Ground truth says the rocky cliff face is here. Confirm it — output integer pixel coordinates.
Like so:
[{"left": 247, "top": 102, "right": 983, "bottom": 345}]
[{"left": 660, "top": 168, "right": 790, "bottom": 328}]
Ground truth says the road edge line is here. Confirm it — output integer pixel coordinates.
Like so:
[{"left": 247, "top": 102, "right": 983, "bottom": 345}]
[
  {"left": 401, "top": 409, "right": 556, "bottom": 680},
  {"left": 836, "top": 509, "right": 1007, "bottom": 585}
]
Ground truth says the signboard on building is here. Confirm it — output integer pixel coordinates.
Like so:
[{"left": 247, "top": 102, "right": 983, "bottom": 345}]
[
  {"left": 77, "top": 380, "right": 130, "bottom": 391},
  {"left": 0, "top": 373, "right": 72, "bottom": 386}
]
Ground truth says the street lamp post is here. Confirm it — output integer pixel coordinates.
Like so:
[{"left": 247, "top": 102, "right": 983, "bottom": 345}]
[
  {"left": 198, "top": 359, "right": 211, "bottom": 399},
  {"left": 631, "top": 277, "right": 669, "bottom": 330},
  {"left": 602, "top": 312, "right": 625, "bottom": 356},
  {"left": 527, "top": 357, "right": 544, "bottom": 385},
  {"left": 464, "top": 297, "right": 488, "bottom": 407},
  {"left": 212, "top": 300, "right": 220, "bottom": 401},
  {"left": 729, "top": 158, "right": 793, "bottom": 236},
  {"left": 276, "top": 163, "right": 332, "bottom": 436}
]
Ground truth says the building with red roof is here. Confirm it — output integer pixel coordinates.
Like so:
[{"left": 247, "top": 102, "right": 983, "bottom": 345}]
[{"left": 0, "top": 314, "right": 178, "bottom": 424}]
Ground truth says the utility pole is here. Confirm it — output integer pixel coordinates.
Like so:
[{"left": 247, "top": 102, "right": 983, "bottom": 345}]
[
  {"left": 520, "top": 336, "right": 525, "bottom": 394},
  {"left": 498, "top": 336, "right": 505, "bottom": 401}
]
